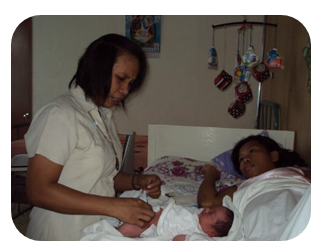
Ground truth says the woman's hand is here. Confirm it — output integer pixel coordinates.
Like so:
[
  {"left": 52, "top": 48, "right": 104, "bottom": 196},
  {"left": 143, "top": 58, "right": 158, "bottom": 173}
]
[
  {"left": 201, "top": 164, "right": 221, "bottom": 181},
  {"left": 138, "top": 174, "right": 162, "bottom": 198},
  {"left": 198, "top": 164, "right": 236, "bottom": 208}
]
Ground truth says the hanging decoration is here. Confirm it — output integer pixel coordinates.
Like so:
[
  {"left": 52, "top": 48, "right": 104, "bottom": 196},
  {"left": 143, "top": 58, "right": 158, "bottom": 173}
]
[
  {"left": 266, "top": 47, "right": 284, "bottom": 70},
  {"left": 213, "top": 28, "right": 233, "bottom": 91},
  {"left": 233, "top": 64, "right": 251, "bottom": 83},
  {"left": 233, "top": 24, "right": 251, "bottom": 84},
  {"left": 228, "top": 22, "right": 255, "bottom": 118},
  {"left": 214, "top": 70, "right": 233, "bottom": 91},
  {"left": 235, "top": 81, "right": 253, "bottom": 104},
  {"left": 227, "top": 23, "right": 253, "bottom": 118},
  {"left": 243, "top": 46, "right": 259, "bottom": 67},
  {"left": 242, "top": 26, "right": 259, "bottom": 68},
  {"left": 265, "top": 27, "right": 284, "bottom": 70},
  {"left": 208, "top": 48, "right": 218, "bottom": 69},
  {"left": 228, "top": 100, "right": 246, "bottom": 118},
  {"left": 208, "top": 27, "right": 218, "bottom": 69},
  {"left": 252, "top": 62, "right": 270, "bottom": 82},
  {"left": 235, "top": 30, "right": 242, "bottom": 67},
  {"left": 210, "top": 19, "right": 279, "bottom": 119}
]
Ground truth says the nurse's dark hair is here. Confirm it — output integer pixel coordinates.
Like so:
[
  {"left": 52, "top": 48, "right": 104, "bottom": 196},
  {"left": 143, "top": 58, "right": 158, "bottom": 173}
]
[
  {"left": 68, "top": 33, "right": 147, "bottom": 107},
  {"left": 231, "top": 135, "right": 308, "bottom": 175}
]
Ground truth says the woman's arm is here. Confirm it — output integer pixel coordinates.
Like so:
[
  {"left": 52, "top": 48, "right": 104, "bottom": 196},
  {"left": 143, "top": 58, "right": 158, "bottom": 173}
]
[
  {"left": 197, "top": 164, "right": 237, "bottom": 207},
  {"left": 26, "top": 154, "right": 155, "bottom": 227},
  {"left": 303, "top": 170, "right": 311, "bottom": 181}
]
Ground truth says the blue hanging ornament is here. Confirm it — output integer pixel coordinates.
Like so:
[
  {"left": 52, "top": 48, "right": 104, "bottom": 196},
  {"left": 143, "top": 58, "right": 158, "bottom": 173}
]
[
  {"left": 208, "top": 47, "right": 218, "bottom": 69},
  {"left": 208, "top": 27, "right": 218, "bottom": 69},
  {"left": 266, "top": 47, "right": 284, "bottom": 70},
  {"left": 265, "top": 28, "right": 284, "bottom": 70}
]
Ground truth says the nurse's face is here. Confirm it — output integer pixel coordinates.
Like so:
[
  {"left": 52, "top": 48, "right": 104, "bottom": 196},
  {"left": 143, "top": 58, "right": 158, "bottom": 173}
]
[
  {"left": 103, "top": 54, "right": 139, "bottom": 108},
  {"left": 238, "top": 140, "right": 279, "bottom": 178}
]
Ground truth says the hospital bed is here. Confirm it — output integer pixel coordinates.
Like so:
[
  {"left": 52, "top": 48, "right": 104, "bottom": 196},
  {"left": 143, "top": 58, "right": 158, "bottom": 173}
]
[{"left": 81, "top": 124, "right": 311, "bottom": 241}]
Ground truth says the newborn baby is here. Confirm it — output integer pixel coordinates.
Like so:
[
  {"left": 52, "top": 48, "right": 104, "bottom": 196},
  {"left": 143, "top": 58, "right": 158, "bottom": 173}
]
[{"left": 117, "top": 199, "right": 234, "bottom": 240}]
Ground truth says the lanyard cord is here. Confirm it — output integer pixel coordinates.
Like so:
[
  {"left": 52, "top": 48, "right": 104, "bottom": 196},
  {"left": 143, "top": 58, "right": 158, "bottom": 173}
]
[{"left": 89, "top": 111, "right": 120, "bottom": 170}]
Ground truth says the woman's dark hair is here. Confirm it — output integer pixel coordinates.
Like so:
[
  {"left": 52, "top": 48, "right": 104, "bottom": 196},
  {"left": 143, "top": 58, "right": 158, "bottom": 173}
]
[
  {"left": 231, "top": 135, "right": 308, "bottom": 175},
  {"left": 69, "top": 33, "right": 147, "bottom": 107}
]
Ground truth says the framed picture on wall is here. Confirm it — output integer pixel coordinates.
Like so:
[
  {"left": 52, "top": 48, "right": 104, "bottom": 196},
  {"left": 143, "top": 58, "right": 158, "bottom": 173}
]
[{"left": 125, "top": 15, "right": 161, "bottom": 58}]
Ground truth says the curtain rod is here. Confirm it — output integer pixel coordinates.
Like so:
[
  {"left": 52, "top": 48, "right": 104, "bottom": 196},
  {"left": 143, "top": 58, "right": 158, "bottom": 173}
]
[{"left": 212, "top": 21, "right": 277, "bottom": 29}]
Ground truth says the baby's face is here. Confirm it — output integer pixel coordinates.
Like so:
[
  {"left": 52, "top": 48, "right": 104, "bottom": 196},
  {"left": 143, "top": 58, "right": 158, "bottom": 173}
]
[{"left": 198, "top": 206, "right": 227, "bottom": 237}]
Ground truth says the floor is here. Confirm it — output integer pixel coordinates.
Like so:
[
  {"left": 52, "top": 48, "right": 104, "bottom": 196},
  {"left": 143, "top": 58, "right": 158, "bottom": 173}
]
[
  {"left": 11, "top": 170, "right": 31, "bottom": 236},
  {"left": 11, "top": 203, "right": 31, "bottom": 236}
]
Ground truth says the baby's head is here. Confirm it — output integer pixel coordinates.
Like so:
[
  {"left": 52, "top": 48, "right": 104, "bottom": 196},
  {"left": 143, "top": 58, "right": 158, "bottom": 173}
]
[{"left": 198, "top": 206, "right": 234, "bottom": 237}]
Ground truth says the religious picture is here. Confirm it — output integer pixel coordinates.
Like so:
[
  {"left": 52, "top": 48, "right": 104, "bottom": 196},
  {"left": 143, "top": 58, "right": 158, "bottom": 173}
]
[{"left": 125, "top": 15, "right": 161, "bottom": 58}]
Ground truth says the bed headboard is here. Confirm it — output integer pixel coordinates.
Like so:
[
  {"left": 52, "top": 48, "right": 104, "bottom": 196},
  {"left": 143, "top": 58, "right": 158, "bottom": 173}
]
[{"left": 148, "top": 124, "right": 295, "bottom": 165}]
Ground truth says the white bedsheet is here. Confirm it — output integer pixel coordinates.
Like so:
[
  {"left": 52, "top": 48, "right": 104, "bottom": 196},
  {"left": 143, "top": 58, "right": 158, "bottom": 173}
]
[
  {"left": 80, "top": 177, "right": 311, "bottom": 241},
  {"left": 214, "top": 177, "right": 311, "bottom": 241}
]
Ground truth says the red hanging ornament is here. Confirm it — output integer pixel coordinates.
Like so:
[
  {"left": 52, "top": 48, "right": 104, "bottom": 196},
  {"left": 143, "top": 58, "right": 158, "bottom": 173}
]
[
  {"left": 214, "top": 70, "right": 232, "bottom": 91},
  {"left": 252, "top": 62, "right": 270, "bottom": 82},
  {"left": 228, "top": 100, "right": 246, "bottom": 118},
  {"left": 235, "top": 81, "right": 253, "bottom": 104}
]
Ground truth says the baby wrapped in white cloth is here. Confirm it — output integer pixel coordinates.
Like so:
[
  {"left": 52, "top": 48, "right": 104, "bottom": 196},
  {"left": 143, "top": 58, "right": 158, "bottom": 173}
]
[{"left": 117, "top": 198, "right": 234, "bottom": 240}]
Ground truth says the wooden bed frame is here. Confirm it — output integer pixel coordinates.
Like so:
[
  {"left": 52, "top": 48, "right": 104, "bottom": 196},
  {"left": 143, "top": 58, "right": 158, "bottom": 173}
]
[{"left": 148, "top": 124, "right": 295, "bottom": 165}]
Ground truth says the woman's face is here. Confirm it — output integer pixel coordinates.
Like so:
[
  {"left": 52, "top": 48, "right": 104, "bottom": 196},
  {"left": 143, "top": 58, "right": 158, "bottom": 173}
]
[
  {"left": 238, "top": 140, "right": 279, "bottom": 179},
  {"left": 103, "top": 54, "right": 139, "bottom": 108}
]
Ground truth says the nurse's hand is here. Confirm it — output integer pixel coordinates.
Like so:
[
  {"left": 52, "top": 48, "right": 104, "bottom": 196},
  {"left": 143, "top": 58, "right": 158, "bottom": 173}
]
[
  {"left": 113, "top": 198, "right": 155, "bottom": 228},
  {"left": 139, "top": 174, "right": 162, "bottom": 199}
]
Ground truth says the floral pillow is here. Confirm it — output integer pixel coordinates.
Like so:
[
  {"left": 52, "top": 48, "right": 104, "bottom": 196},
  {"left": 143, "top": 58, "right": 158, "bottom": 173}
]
[{"left": 144, "top": 156, "right": 242, "bottom": 194}]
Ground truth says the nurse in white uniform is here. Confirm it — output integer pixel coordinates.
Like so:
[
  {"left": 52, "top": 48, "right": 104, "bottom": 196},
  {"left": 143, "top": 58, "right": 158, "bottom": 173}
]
[{"left": 24, "top": 34, "right": 161, "bottom": 241}]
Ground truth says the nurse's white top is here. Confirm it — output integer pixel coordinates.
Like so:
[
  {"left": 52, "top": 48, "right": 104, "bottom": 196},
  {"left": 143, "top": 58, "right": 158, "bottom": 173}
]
[{"left": 24, "top": 85, "right": 122, "bottom": 241}]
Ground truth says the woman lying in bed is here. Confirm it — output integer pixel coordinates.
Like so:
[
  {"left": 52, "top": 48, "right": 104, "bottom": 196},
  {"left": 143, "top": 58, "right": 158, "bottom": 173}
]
[{"left": 197, "top": 135, "right": 311, "bottom": 208}]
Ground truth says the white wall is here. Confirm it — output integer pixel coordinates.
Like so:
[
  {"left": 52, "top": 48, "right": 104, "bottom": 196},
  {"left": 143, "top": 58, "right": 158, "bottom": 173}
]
[{"left": 32, "top": 15, "right": 264, "bottom": 135}]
